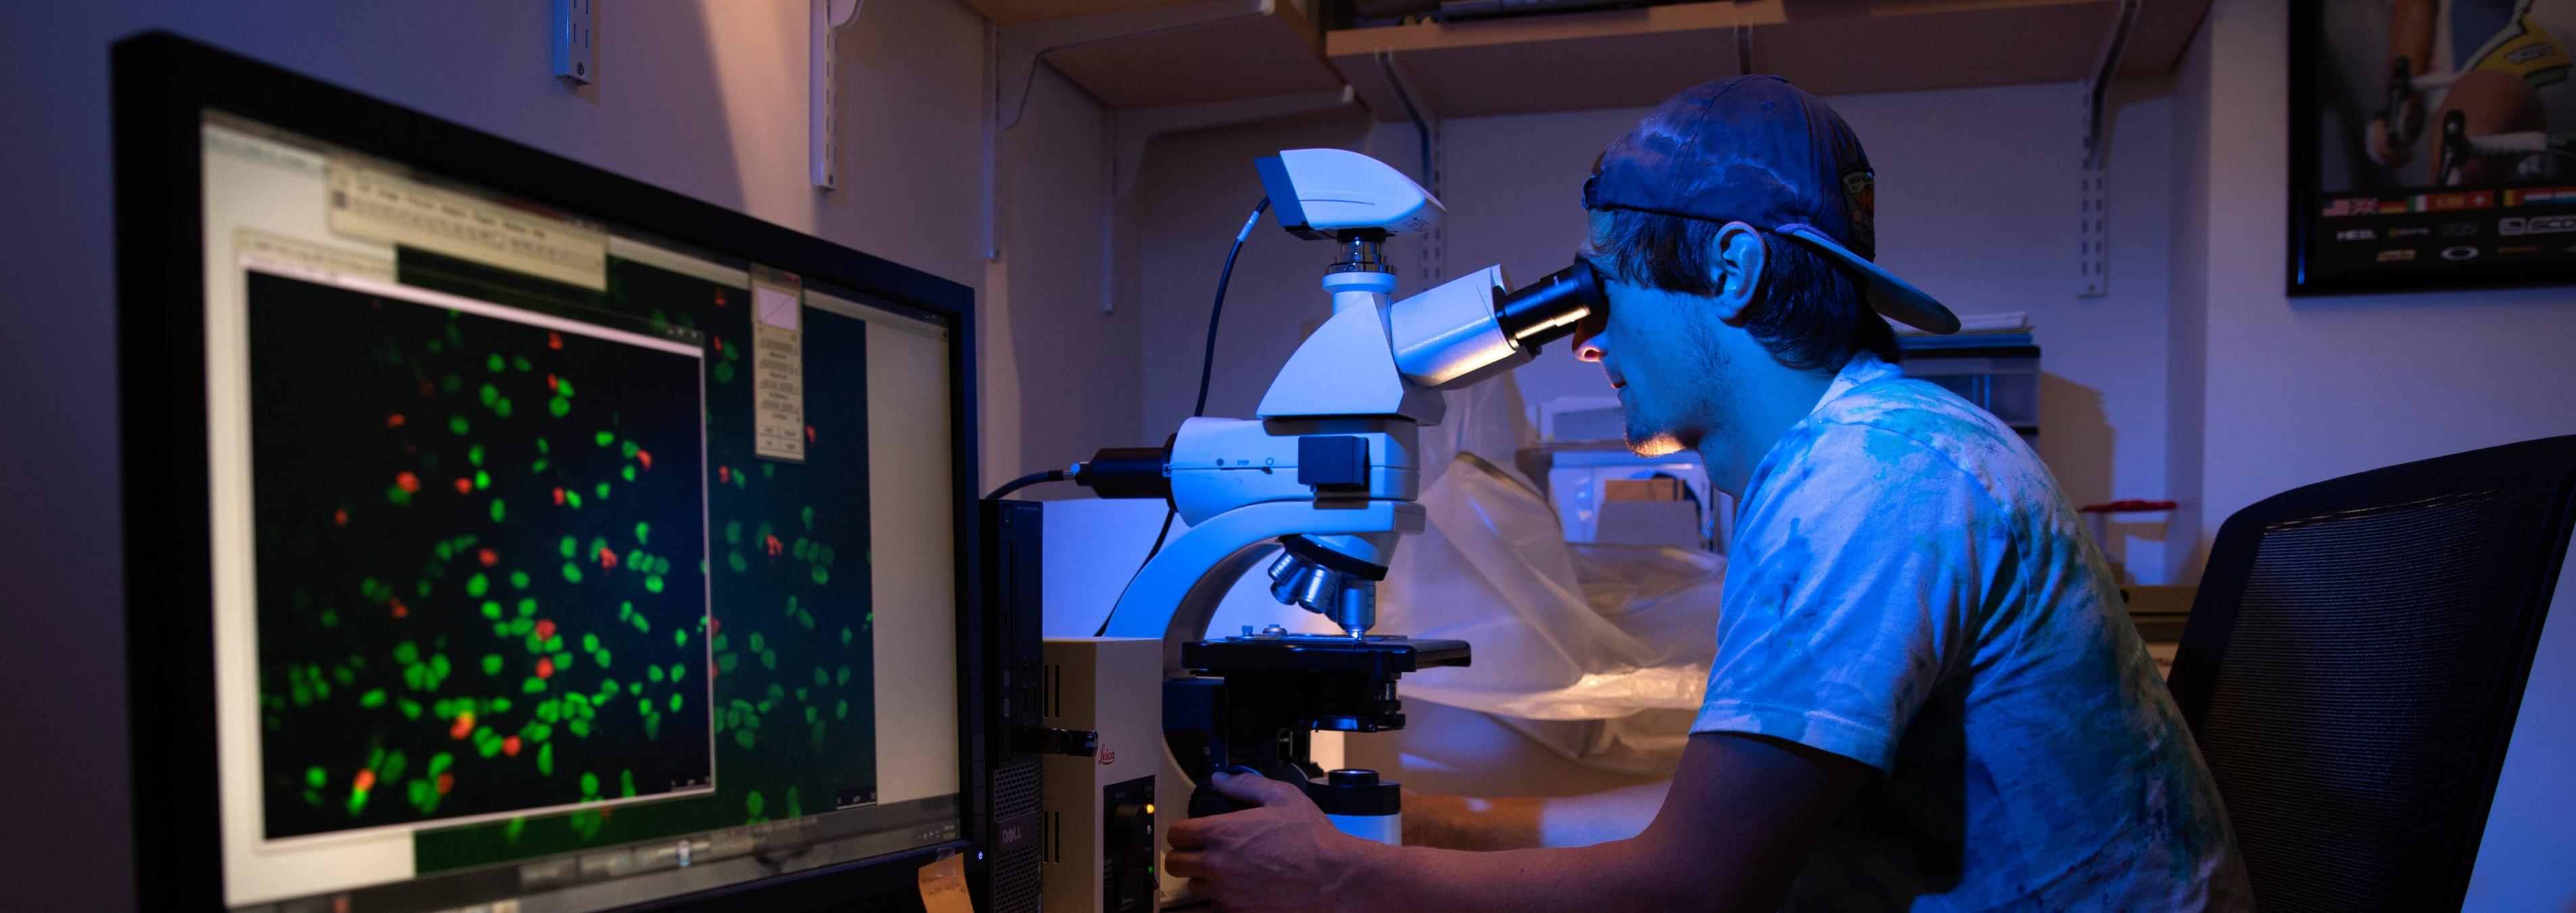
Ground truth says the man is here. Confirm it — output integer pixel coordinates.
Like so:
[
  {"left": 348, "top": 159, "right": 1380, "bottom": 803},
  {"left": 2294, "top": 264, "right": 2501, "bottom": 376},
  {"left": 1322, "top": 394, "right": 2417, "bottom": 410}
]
[{"left": 1164, "top": 76, "right": 2250, "bottom": 911}]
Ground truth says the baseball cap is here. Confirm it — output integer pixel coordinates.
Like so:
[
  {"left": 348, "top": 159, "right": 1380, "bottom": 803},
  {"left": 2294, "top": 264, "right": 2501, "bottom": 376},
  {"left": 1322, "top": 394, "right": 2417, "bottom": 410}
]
[{"left": 1584, "top": 75, "right": 1960, "bottom": 335}]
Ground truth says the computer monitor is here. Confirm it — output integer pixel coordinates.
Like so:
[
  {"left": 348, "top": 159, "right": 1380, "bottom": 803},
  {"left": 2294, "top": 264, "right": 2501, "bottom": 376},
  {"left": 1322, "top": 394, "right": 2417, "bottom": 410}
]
[{"left": 114, "top": 34, "right": 986, "bottom": 911}]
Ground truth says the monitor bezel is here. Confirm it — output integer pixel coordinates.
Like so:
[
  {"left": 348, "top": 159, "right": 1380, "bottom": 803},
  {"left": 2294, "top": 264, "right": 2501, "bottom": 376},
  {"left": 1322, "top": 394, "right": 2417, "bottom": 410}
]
[{"left": 112, "top": 31, "right": 988, "bottom": 911}]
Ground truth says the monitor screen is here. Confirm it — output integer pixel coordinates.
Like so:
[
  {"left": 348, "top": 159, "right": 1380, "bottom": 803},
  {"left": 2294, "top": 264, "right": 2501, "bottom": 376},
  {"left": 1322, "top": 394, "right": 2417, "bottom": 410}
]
[{"left": 193, "top": 110, "right": 964, "bottom": 912}]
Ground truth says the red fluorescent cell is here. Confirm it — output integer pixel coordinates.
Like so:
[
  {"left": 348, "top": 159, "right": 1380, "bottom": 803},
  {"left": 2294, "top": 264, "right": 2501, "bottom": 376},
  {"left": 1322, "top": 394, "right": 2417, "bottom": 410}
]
[
  {"left": 548, "top": 330, "right": 564, "bottom": 350},
  {"left": 389, "top": 597, "right": 409, "bottom": 619},
  {"left": 436, "top": 773, "right": 454, "bottom": 795},
  {"left": 714, "top": 291, "right": 727, "bottom": 307},
  {"left": 386, "top": 413, "right": 407, "bottom": 428},
  {"left": 552, "top": 487, "right": 566, "bottom": 506},
  {"left": 333, "top": 509, "right": 349, "bottom": 526},
  {"left": 636, "top": 450, "right": 652, "bottom": 470},
  {"left": 478, "top": 548, "right": 499, "bottom": 567},
  {"left": 805, "top": 425, "right": 816, "bottom": 442},
  {"left": 449, "top": 710, "right": 476, "bottom": 740},
  {"left": 599, "top": 546, "right": 618, "bottom": 569},
  {"left": 503, "top": 735, "right": 522, "bottom": 757},
  {"left": 764, "top": 534, "right": 782, "bottom": 558},
  {"left": 711, "top": 336, "right": 723, "bottom": 353},
  {"left": 395, "top": 472, "right": 420, "bottom": 494},
  {"left": 718, "top": 466, "right": 730, "bottom": 484},
  {"left": 416, "top": 379, "right": 437, "bottom": 399},
  {"left": 354, "top": 769, "right": 376, "bottom": 793},
  {"left": 535, "top": 618, "right": 557, "bottom": 641},
  {"left": 453, "top": 477, "right": 472, "bottom": 495},
  {"left": 536, "top": 656, "right": 555, "bottom": 679},
  {"left": 547, "top": 374, "right": 558, "bottom": 391},
  {"left": 709, "top": 616, "right": 721, "bottom": 636}
]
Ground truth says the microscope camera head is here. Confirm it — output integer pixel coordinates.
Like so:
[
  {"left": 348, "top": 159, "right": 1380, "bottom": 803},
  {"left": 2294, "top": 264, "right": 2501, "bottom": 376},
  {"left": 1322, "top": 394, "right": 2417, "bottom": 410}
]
[{"left": 1255, "top": 149, "right": 1444, "bottom": 241}]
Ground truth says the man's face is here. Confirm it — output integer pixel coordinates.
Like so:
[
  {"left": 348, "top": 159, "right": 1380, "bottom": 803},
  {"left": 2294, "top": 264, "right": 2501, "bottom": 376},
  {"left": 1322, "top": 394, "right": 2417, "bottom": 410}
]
[{"left": 1570, "top": 260, "right": 1729, "bottom": 459}]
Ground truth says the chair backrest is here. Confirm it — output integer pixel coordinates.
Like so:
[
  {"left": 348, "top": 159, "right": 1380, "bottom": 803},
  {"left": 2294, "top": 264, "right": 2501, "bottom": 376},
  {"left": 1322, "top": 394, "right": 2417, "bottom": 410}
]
[{"left": 2167, "top": 435, "right": 2576, "bottom": 913}]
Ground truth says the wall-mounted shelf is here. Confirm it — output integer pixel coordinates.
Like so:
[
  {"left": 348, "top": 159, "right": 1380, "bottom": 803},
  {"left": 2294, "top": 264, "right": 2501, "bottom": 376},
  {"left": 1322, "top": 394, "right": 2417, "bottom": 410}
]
[
  {"left": 966, "top": 0, "right": 1346, "bottom": 111},
  {"left": 1327, "top": 0, "right": 2211, "bottom": 120}
]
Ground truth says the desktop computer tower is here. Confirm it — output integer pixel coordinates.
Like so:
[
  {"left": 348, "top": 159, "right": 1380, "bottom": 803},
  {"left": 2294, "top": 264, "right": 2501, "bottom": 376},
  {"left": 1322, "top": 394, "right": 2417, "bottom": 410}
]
[
  {"left": 1040, "top": 637, "right": 1161, "bottom": 913},
  {"left": 977, "top": 499, "right": 1047, "bottom": 913}
]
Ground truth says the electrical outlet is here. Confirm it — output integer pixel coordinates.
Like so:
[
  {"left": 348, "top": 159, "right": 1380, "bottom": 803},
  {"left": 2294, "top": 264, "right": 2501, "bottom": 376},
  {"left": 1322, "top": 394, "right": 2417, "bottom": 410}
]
[{"left": 552, "top": 0, "right": 596, "bottom": 85}]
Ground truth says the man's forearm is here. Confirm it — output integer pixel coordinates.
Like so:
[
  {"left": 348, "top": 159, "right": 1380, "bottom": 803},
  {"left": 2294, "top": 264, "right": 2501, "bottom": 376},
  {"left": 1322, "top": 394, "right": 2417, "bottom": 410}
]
[{"left": 1347, "top": 838, "right": 1705, "bottom": 912}]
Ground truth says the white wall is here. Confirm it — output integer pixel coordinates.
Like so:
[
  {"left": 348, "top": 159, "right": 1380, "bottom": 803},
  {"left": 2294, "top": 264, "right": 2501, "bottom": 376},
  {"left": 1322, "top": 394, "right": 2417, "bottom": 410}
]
[
  {"left": 2171, "top": 0, "right": 2576, "bottom": 904},
  {"left": 1134, "top": 82, "right": 2181, "bottom": 581},
  {"left": 0, "top": 2, "right": 1129, "bottom": 907}
]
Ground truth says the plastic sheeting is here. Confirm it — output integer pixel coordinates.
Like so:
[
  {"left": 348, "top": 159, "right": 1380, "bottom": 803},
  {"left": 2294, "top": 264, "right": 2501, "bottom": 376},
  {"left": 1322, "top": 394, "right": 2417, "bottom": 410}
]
[{"left": 1378, "top": 383, "right": 1726, "bottom": 774}]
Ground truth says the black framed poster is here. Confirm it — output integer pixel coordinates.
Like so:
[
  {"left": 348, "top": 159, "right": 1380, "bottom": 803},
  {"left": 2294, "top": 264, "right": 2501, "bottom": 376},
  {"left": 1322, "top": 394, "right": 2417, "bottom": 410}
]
[{"left": 2293, "top": 0, "right": 2576, "bottom": 294}]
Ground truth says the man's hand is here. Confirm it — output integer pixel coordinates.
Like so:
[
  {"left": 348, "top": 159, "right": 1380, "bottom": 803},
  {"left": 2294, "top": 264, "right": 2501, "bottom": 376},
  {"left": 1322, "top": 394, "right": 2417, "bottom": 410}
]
[{"left": 1163, "top": 772, "right": 1373, "bottom": 913}]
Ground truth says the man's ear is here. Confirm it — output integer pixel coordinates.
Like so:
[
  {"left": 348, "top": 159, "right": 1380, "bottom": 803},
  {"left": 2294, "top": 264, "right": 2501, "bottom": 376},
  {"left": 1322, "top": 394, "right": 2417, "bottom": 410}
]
[{"left": 1707, "top": 222, "right": 1765, "bottom": 324}]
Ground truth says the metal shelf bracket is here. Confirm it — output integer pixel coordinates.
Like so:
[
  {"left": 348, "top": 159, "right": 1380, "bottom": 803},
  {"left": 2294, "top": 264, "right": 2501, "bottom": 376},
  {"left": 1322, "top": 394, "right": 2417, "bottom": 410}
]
[{"left": 2078, "top": 0, "right": 2141, "bottom": 298}]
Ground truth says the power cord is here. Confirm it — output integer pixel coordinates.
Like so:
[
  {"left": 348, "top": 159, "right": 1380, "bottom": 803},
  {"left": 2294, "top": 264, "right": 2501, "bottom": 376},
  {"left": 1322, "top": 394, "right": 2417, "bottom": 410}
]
[
  {"left": 983, "top": 468, "right": 1068, "bottom": 501},
  {"left": 1097, "top": 195, "right": 1268, "bottom": 637}
]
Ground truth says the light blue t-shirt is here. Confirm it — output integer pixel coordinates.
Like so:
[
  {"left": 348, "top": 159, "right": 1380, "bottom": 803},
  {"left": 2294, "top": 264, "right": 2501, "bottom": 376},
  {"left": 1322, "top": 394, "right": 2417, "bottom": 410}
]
[{"left": 1693, "top": 352, "right": 2250, "bottom": 910}]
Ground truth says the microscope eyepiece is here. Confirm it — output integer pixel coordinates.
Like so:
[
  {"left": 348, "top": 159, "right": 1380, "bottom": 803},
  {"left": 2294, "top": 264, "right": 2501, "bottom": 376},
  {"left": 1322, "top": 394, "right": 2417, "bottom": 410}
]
[{"left": 1494, "top": 258, "right": 1605, "bottom": 352}]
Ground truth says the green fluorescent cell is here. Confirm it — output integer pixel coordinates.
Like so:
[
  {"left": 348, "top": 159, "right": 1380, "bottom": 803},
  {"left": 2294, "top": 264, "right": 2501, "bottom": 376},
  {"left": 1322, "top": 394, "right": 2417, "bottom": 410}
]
[
  {"left": 486, "top": 353, "right": 505, "bottom": 372},
  {"left": 595, "top": 649, "right": 611, "bottom": 669},
  {"left": 620, "top": 441, "right": 639, "bottom": 459},
  {"left": 668, "top": 692, "right": 685, "bottom": 712},
  {"left": 835, "top": 699, "right": 848, "bottom": 720},
  {"left": 400, "top": 699, "right": 422, "bottom": 720},
  {"left": 514, "top": 355, "right": 533, "bottom": 372},
  {"left": 645, "top": 713, "right": 661, "bottom": 741},
  {"left": 531, "top": 458, "right": 548, "bottom": 472},
  {"left": 489, "top": 499, "right": 506, "bottom": 523},
  {"left": 537, "top": 437, "right": 550, "bottom": 454},
  {"left": 471, "top": 470, "right": 489, "bottom": 490},
  {"left": 628, "top": 681, "right": 641, "bottom": 695},
  {"left": 805, "top": 706, "right": 819, "bottom": 724},
  {"left": 645, "top": 574, "right": 664, "bottom": 594},
  {"left": 811, "top": 566, "right": 829, "bottom": 585},
  {"left": 812, "top": 667, "right": 828, "bottom": 687},
  {"left": 669, "top": 662, "right": 685, "bottom": 681},
  {"left": 672, "top": 629, "right": 687, "bottom": 649},
  {"left": 441, "top": 372, "right": 464, "bottom": 393},
  {"left": 481, "top": 654, "right": 503, "bottom": 676},
  {"left": 801, "top": 506, "right": 815, "bottom": 530},
  {"left": 429, "top": 752, "right": 453, "bottom": 776},
  {"left": 386, "top": 485, "right": 412, "bottom": 506},
  {"left": 734, "top": 728, "right": 756, "bottom": 750},
  {"left": 562, "top": 562, "right": 583, "bottom": 584},
  {"left": 545, "top": 635, "right": 565, "bottom": 653},
  {"left": 494, "top": 397, "right": 514, "bottom": 418},
  {"left": 566, "top": 491, "right": 583, "bottom": 509},
  {"left": 469, "top": 444, "right": 485, "bottom": 466},
  {"left": 548, "top": 396, "right": 570, "bottom": 418},
  {"left": 631, "top": 614, "right": 650, "bottom": 634},
  {"left": 552, "top": 651, "right": 573, "bottom": 671},
  {"left": 523, "top": 676, "right": 547, "bottom": 694},
  {"left": 633, "top": 522, "right": 650, "bottom": 545},
  {"left": 794, "top": 686, "right": 808, "bottom": 701},
  {"left": 537, "top": 743, "right": 554, "bottom": 776},
  {"left": 568, "top": 718, "right": 591, "bottom": 739},
  {"left": 713, "top": 361, "right": 735, "bottom": 384},
  {"left": 319, "top": 609, "right": 340, "bottom": 628},
  {"left": 745, "top": 790, "right": 764, "bottom": 818},
  {"left": 724, "top": 521, "right": 741, "bottom": 545},
  {"left": 595, "top": 481, "right": 611, "bottom": 499},
  {"left": 712, "top": 633, "right": 728, "bottom": 651},
  {"left": 479, "top": 383, "right": 499, "bottom": 406},
  {"left": 360, "top": 688, "right": 387, "bottom": 708},
  {"left": 559, "top": 378, "right": 577, "bottom": 397},
  {"left": 637, "top": 698, "right": 653, "bottom": 716},
  {"left": 727, "top": 551, "right": 748, "bottom": 574},
  {"left": 393, "top": 641, "right": 420, "bottom": 664},
  {"left": 748, "top": 632, "right": 764, "bottom": 652},
  {"left": 838, "top": 626, "right": 852, "bottom": 646},
  {"left": 717, "top": 653, "right": 739, "bottom": 674},
  {"left": 582, "top": 633, "right": 601, "bottom": 653},
  {"left": 621, "top": 769, "right": 635, "bottom": 798},
  {"left": 510, "top": 570, "right": 531, "bottom": 589},
  {"left": 449, "top": 415, "right": 470, "bottom": 436},
  {"left": 481, "top": 600, "right": 503, "bottom": 620},
  {"left": 595, "top": 430, "right": 614, "bottom": 447},
  {"left": 761, "top": 464, "right": 774, "bottom": 478},
  {"left": 835, "top": 666, "right": 851, "bottom": 687},
  {"left": 760, "top": 650, "right": 777, "bottom": 670},
  {"left": 621, "top": 466, "right": 637, "bottom": 483},
  {"left": 308, "top": 766, "right": 328, "bottom": 789},
  {"left": 648, "top": 664, "right": 664, "bottom": 683}
]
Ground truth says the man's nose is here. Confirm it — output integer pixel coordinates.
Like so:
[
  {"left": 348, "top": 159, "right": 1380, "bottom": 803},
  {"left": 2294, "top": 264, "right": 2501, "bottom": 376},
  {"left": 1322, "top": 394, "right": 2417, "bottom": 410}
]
[{"left": 1571, "top": 310, "right": 1608, "bottom": 362}]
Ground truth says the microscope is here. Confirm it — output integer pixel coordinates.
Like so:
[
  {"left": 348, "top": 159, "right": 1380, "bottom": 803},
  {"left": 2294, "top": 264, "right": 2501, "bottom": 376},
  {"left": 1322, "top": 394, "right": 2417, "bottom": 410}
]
[{"left": 1058, "top": 148, "right": 1603, "bottom": 908}]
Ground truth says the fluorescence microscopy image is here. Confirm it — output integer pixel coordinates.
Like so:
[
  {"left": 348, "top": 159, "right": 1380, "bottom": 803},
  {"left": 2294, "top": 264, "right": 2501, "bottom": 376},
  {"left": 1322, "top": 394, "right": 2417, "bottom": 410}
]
[
  {"left": 245, "top": 269, "right": 714, "bottom": 840},
  {"left": 398, "top": 252, "right": 880, "bottom": 872}
]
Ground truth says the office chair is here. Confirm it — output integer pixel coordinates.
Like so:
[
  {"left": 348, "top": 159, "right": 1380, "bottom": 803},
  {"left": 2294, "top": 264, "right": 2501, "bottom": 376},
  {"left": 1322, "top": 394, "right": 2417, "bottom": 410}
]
[{"left": 2166, "top": 435, "right": 2576, "bottom": 912}]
